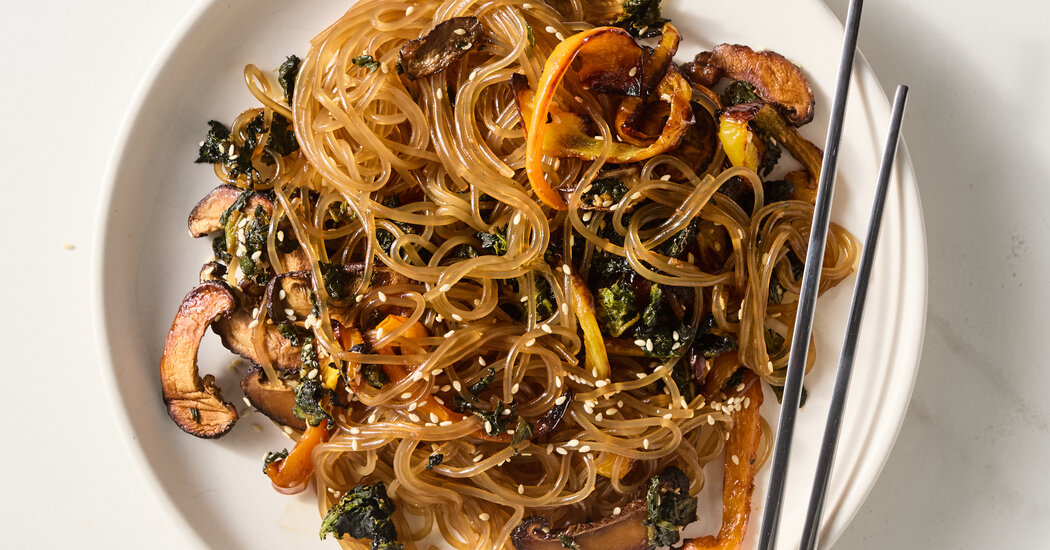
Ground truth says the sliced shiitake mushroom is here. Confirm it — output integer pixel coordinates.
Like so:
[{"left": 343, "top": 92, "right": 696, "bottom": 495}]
[
  {"left": 511, "top": 467, "right": 691, "bottom": 550},
  {"left": 199, "top": 261, "right": 227, "bottom": 283},
  {"left": 684, "top": 44, "right": 815, "bottom": 126},
  {"left": 160, "top": 282, "right": 239, "bottom": 438},
  {"left": 264, "top": 264, "right": 413, "bottom": 321},
  {"left": 212, "top": 307, "right": 302, "bottom": 372},
  {"left": 399, "top": 17, "right": 488, "bottom": 80},
  {"left": 241, "top": 366, "right": 306, "bottom": 431},
  {"left": 187, "top": 185, "right": 274, "bottom": 237}
]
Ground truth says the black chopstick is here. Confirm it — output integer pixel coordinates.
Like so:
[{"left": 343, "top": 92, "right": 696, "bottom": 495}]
[
  {"left": 756, "top": 0, "right": 866, "bottom": 548},
  {"left": 798, "top": 84, "right": 909, "bottom": 550}
]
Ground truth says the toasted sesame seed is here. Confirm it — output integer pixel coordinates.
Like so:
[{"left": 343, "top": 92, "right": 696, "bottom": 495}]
[
  {"left": 595, "top": 379, "right": 609, "bottom": 388},
  {"left": 479, "top": 512, "right": 490, "bottom": 521},
  {"left": 643, "top": 438, "right": 650, "bottom": 449},
  {"left": 377, "top": 291, "right": 387, "bottom": 302},
  {"left": 525, "top": 338, "right": 536, "bottom": 347},
  {"left": 439, "top": 284, "right": 452, "bottom": 292},
  {"left": 645, "top": 339, "right": 654, "bottom": 351},
  {"left": 408, "top": 413, "right": 421, "bottom": 422},
  {"left": 478, "top": 357, "right": 487, "bottom": 366},
  {"left": 429, "top": 413, "right": 440, "bottom": 423},
  {"left": 411, "top": 371, "right": 423, "bottom": 382},
  {"left": 454, "top": 28, "right": 466, "bottom": 35},
  {"left": 452, "top": 381, "right": 462, "bottom": 392},
  {"left": 440, "top": 384, "right": 451, "bottom": 392},
  {"left": 284, "top": 308, "right": 295, "bottom": 317},
  {"left": 282, "top": 426, "right": 293, "bottom": 434},
  {"left": 405, "top": 6, "right": 414, "bottom": 15},
  {"left": 376, "top": 327, "right": 385, "bottom": 339},
  {"left": 671, "top": 342, "right": 681, "bottom": 351},
  {"left": 731, "top": 455, "right": 740, "bottom": 466},
  {"left": 744, "top": 397, "right": 751, "bottom": 408},
  {"left": 356, "top": 295, "right": 363, "bottom": 303},
  {"left": 484, "top": 421, "right": 493, "bottom": 433},
  {"left": 522, "top": 2, "right": 532, "bottom": 8},
  {"left": 444, "top": 330, "right": 456, "bottom": 338},
  {"left": 518, "top": 484, "right": 525, "bottom": 494},
  {"left": 400, "top": 392, "right": 413, "bottom": 399},
  {"left": 545, "top": 25, "right": 556, "bottom": 33},
  {"left": 673, "top": 331, "right": 680, "bottom": 341},
  {"left": 407, "top": 402, "right": 418, "bottom": 412},
  {"left": 583, "top": 403, "right": 594, "bottom": 414},
  {"left": 578, "top": 445, "right": 591, "bottom": 453},
  {"left": 595, "top": 413, "right": 604, "bottom": 421},
  {"left": 628, "top": 67, "right": 637, "bottom": 77},
  {"left": 513, "top": 212, "right": 522, "bottom": 225},
  {"left": 556, "top": 447, "right": 568, "bottom": 455},
  {"left": 736, "top": 383, "right": 746, "bottom": 392},
  {"left": 663, "top": 413, "right": 673, "bottom": 419},
  {"left": 613, "top": 507, "right": 622, "bottom": 515},
  {"left": 555, "top": 31, "right": 565, "bottom": 40},
  {"left": 634, "top": 339, "right": 646, "bottom": 347},
  {"left": 660, "top": 174, "right": 672, "bottom": 181},
  {"left": 637, "top": 372, "right": 647, "bottom": 379},
  {"left": 350, "top": 440, "right": 359, "bottom": 451},
  {"left": 451, "top": 313, "right": 463, "bottom": 322},
  {"left": 574, "top": 95, "right": 584, "bottom": 103},
  {"left": 512, "top": 383, "right": 520, "bottom": 394},
  {"left": 708, "top": 416, "right": 716, "bottom": 425},
  {"left": 251, "top": 250, "right": 262, "bottom": 262},
  {"left": 581, "top": 211, "right": 593, "bottom": 222},
  {"left": 440, "top": 420, "right": 453, "bottom": 426},
  {"left": 591, "top": 367, "right": 599, "bottom": 377},
  {"left": 434, "top": 397, "right": 445, "bottom": 405},
  {"left": 247, "top": 319, "right": 259, "bottom": 329},
  {"left": 473, "top": 454, "right": 484, "bottom": 463}
]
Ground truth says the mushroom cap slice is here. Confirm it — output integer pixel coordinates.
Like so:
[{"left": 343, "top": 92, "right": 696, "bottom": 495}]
[
  {"left": 187, "top": 185, "right": 274, "bottom": 237},
  {"left": 213, "top": 306, "right": 302, "bottom": 372},
  {"left": 398, "top": 17, "right": 488, "bottom": 80},
  {"left": 160, "top": 282, "right": 239, "bottom": 438},
  {"left": 241, "top": 366, "right": 306, "bottom": 431}
]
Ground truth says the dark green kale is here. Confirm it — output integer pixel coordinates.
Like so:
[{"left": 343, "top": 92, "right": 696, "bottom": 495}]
[
  {"left": 319, "top": 482, "right": 403, "bottom": 550},
  {"left": 756, "top": 131, "right": 782, "bottom": 177},
  {"left": 262, "top": 449, "right": 289, "bottom": 473},
  {"left": 659, "top": 219, "right": 699, "bottom": 259},
  {"left": 642, "top": 472, "right": 698, "bottom": 549},
  {"left": 469, "top": 367, "right": 496, "bottom": 396},
  {"left": 532, "top": 276, "right": 557, "bottom": 319},
  {"left": 771, "top": 384, "right": 809, "bottom": 407},
  {"left": 641, "top": 284, "right": 663, "bottom": 327},
  {"left": 196, "top": 121, "right": 232, "bottom": 164},
  {"left": 238, "top": 205, "right": 271, "bottom": 286},
  {"left": 212, "top": 233, "right": 232, "bottom": 263},
  {"left": 353, "top": 55, "right": 381, "bottom": 72},
  {"left": 266, "top": 112, "right": 300, "bottom": 156},
  {"left": 278, "top": 323, "right": 311, "bottom": 347},
  {"left": 596, "top": 280, "right": 639, "bottom": 337},
  {"left": 425, "top": 454, "right": 443, "bottom": 470},
  {"left": 694, "top": 332, "right": 736, "bottom": 360},
  {"left": 476, "top": 226, "right": 508, "bottom": 256},
  {"left": 765, "top": 329, "right": 786, "bottom": 355},
  {"left": 301, "top": 337, "right": 321, "bottom": 373},
  {"left": 763, "top": 179, "right": 795, "bottom": 204},
  {"left": 293, "top": 378, "right": 332, "bottom": 427},
  {"left": 452, "top": 244, "right": 479, "bottom": 259},
  {"left": 582, "top": 176, "right": 630, "bottom": 208},
  {"left": 723, "top": 80, "right": 762, "bottom": 107},
  {"left": 558, "top": 534, "right": 581, "bottom": 550},
  {"left": 476, "top": 400, "right": 514, "bottom": 436},
  {"left": 319, "top": 262, "right": 354, "bottom": 302},
  {"left": 590, "top": 251, "right": 633, "bottom": 281},
  {"left": 634, "top": 323, "right": 695, "bottom": 359},
  {"left": 511, "top": 416, "right": 534, "bottom": 449},
  {"left": 611, "top": 0, "right": 668, "bottom": 39},
  {"left": 362, "top": 363, "right": 389, "bottom": 389},
  {"left": 219, "top": 191, "right": 252, "bottom": 228},
  {"left": 278, "top": 55, "right": 301, "bottom": 105}
]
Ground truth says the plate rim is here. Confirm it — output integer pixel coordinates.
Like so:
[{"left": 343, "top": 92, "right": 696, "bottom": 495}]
[{"left": 91, "top": 1, "right": 928, "bottom": 548}]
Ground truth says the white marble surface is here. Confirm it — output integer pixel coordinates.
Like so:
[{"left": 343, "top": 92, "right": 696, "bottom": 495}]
[{"left": 1, "top": 0, "right": 1047, "bottom": 547}]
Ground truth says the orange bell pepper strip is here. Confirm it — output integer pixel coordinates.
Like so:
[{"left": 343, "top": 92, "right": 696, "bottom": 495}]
[
  {"left": 265, "top": 419, "right": 332, "bottom": 492},
  {"left": 682, "top": 373, "right": 764, "bottom": 550}
]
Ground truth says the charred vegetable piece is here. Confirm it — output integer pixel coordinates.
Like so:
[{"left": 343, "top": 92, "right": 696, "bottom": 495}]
[
  {"left": 187, "top": 185, "right": 274, "bottom": 238},
  {"left": 609, "top": 0, "right": 668, "bottom": 38},
  {"left": 398, "top": 17, "right": 488, "bottom": 80},
  {"left": 241, "top": 366, "right": 306, "bottom": 431},
  {"left": 199, "top": 261, "right": 227, "bottom": 283},
  {"left": 685, "top": 44, "right": 815, "bottom": 126},
  {"left": 160, "top": 282, "right": 239, "bottom": 438},
  {"left": 718, "top": 103, "right": 761, "bottom": 172},
  {"left": 511, "top": 467, "right": 693, "bottom": 550},
  {"left": 320, "top": 482, "right": 403, "bottom": 550},
  {"left": 278, "top": 55, "right": 301, "bottom": 105},
  {"left": 265, "top": 419, "right": 330, "bottom": 493},
  {"left": 516, "top": 25, "right": 694, "bottom": 210},
  {"left": 614, "top": 22, "right": 680, "bottom": 145},
  {"left": 531, "top": 389, "right": 573, "bottom": 438},
  {"left": 681, "top": 375, "right": 763, "bottom": 550}
]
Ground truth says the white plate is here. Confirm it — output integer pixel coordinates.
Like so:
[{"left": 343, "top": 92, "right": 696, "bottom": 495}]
[{"left": 93, "top": 0, "right": 926, "bottom": 548}]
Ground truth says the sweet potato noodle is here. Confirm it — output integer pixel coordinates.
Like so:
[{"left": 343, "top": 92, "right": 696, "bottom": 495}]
[{"left": 166, "top": 0, "right": 860, "bottom": 548}]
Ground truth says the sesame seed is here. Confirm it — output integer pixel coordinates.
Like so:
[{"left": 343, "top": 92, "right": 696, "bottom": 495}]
[
  {"left": 284, "top": 308, "right": 295, "bottom": 317},
  {"left": 474, "top": 454, "right": 484, "bottom": 463},
  {"left": 663, "top": 413, "right": 673, "bottom": 419},
  {"left": 566, "top": 439, "right": 579, "bottom": 447},
  {"left": 349, "top": 427, "right": 360, "bottom": 434},
  {"left": 247, "top": 319, "right": 259, "bottom": 329},
  {"left": 444, "top": 330, "right": 456, "bottom": 338},
  {"left": 736, "top": 383, "right": 746, "bottom": 392},
  {"left": 582, "top": 211, "right": 593, "bottom": 222},
  {"left": 407, "top": 402, "right": 418, "bottom": 412},
  {"left": 514, "top": 212, "right": 522, "bottom": 224},
  {"left": 435, "top": 314, "right": 444, "bottom": 322},
  {"left": 732, "top": 455, "right": 740, "bottom": 466},
  {"left": 440, "top": 420, "right": 452, "bottom": 426},
  {"left": 378, "top": 291, "right": 387, "bottom": 302},
  {"left": 526, "top": 338, "right": 536, "bottom": 347},
  {"left": 434, "top": 397, "right": 445, "bottom": 405},
  {"left": 605, "top": 408, "right": 616, "bottom": 416},
  {"left": 634, "top": 339, "right": 646, "bottom": 347},
  {"left": 595, "top": 413, "right": 603, "bottom": 421},
  {"left": 556, "top": 447, "right": 567, "bottom": 455},
  {"left": 454, "top": 28, "right": 466, "bottom": 35},
  {"left": 595, "top": 379, "right": 609, "bottom": 388},
  {"left": 523, "top": 2, "right": 532, "bottom": 8},
  {"left": 439, "top": 284, "right": 452, "bottom": 292},
  {"left": 643, "top": 438, "right": 650, "bottom": 449},
  {"left": 645, "top": 339, "right": 654, "bottom": 351},
  {"left": 283, "top": 426, "right": 293, "bottom": 434},
  {"left": 405, "top": 6, "right": 414, "bottom": 15},
  {"left": 478, "top": 357, "right": 487, "bottom": 366},
  {"left": 453, "top": 381, "right": 462, "bottom": 392},
  {"left": 430, "top": 413, "right": 440, "bottom": 423},
  {"left": 440, "top": 385, "right": 451, "bottom": 392},
  {"left": 540, "top": 324, "right": 552, "bottom": 334},
  {"left": 555, "top": 377, "right": 562, "bottom": 388},
  {"left": 673, "top": 331, "right": 680, "bottom": 341},
  {"left": 583, "top": 403, "right": 594, "bottom": 414},
  {"left": 555, "top": 396, "right": 566, "bottom": 406},
  {"left": 518, "top": 484, "right": 525, "bottom": 494},
  {"left": 591, "top": 367, "right": 598, "bottom": 377},
  {"left": 555, "top": 32, "right": 565, "bottom": 40},
  {"left": 356, "top": 295, "right": 363, "bottom": 303},
  {"left": 744, "top": 397, "right": 751, "bottom": 408},
  {"left": 628, "top": 67, "right": 637, "bottom": 77},
  {"left": 613, "top": 507, "right": 622, "bottom": 515},
  {"left": 578, "top": 445, "right": 591, "bottom": 453},
  {"left": 708, "top": 416, "right": 716, "bottom": 425},
  {"left": 451, "top": 313, "right": 463, "bottom": 322},
  {"left": 376, "top": 327, "right": 385, "bottom": 339},
  {"left": 479, "top": 512, "right": 490, "bottom": 521},
  {"left": 545, "top": 25, "right": 556, "bottom": 33},
  {"left": 251, "top": 250, "right": 262, "bottom": 262},
  {"left": 512, "top": 383, "right": 520, "bottom": 394},
  {"left": 660, "top": 174, "right": 672, "bottom": 181},
  {"left": 484, "top": 421, "right": 493, "bottom": 433},
  {"left": 411, "top": 371, "right": 423, "bottom": 381},
  {"left": 459, "top": 42, "right": 472, "bottom": 50},
  {"left": 400, "top": 392, "right": 413, "bottom": 399},
  {"left": 671, "top": 342, "right": 681, "bottom": 351},
  {"left": 408, "top": 413, "right": 420, "bottom": 422},
  {"left": 351, "top": 440, "right": 359, "bottom": 451}
]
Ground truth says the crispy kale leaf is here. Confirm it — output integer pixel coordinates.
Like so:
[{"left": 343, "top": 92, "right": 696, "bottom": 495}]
[
  {"left": 320, "top": 482, "right": 403, "bottom": 550},
  {"left": 532, "top": 276, "right": 557, "bottom": 320},
  {"left": 196, "top": 121, "right": 232, "bottom": 164},
  {"left": 723, "top": 80, "right": 762, "bottom": 107},
  {"left": 582, "top": 176, "right": 629, "bottom": 208},
  {"left": 611, "top": 0, "right": 668, "bottom": 39},
  {"left": 262, "top": 449, "right": 289, "bottom": 473},
  {"left": 469, "top": 367, "right": 496, "bottom": 396},
  {"left": 353, "top": 55, "right": 381, "bottom": 72},
  {"left": 238, "top": 205, "right": 271, "bottom": 285},
  {"left": 558, "top": 534, "right": 581, "bottom": 550},
  {"left": 511, "top": 416, "right": 534, "bottom": 449},
  {"left": 293, "top": 378, "right": 332, "bottom": 427},
  {"left": 476, "top": 226, "right": 508, "bottom": 256},
  {"left": 425, "top": 454, "right": 443, "bottom": 470},
  {"left": 278, "top": 323, "right": 311, "bottom": 347},
  {"left": 278, "top": 55, "right": 301, "bottom": 105},
  {"left": 642, "top": 472, "right": 697, "bottom": 548},
  {"left": 319, "top": 262, "right": 354, "bottom": 302},
  {"left": 596, "top": 280, "right": 639, "bottom": 337}
]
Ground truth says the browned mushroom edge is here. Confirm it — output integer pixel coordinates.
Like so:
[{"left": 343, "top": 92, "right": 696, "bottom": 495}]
[
  {"left": 511, "top": 467, "right": 691, "bottom": 550},
  {"left": 265, "top": 271, "right": 315, "bottom": 321},
  {"left": 241, "top": 366, "right": 306, "bottom": 431},
  {"left": 399, "top": 17, "right": 488, "bottom": 81},
  {"left": 684, "top": 43, "right": 815, "bottom": 126},
  {"left": 530, "top": 389, "right": 573, "bottom": 439},
  {"left": 719, "top": 102, "right": 823, "bottom": 185},
  {"left": 187, "top": 185, "right": 274, "bottom": 237},
  {"left": 160, "top": 281, "right": 239, "bottom": 438},
  {"left": 199, "top": 261, "right": 227, "bottom": 283},
  {"left": 212, "top": 305, "right": 302, "bottom": 372}
]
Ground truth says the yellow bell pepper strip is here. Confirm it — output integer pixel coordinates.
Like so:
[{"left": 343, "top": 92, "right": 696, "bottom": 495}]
[
  {"left": 566, "top": 267, "right": 611, "bottom": 380},
  {"left": 717, "top": 103, "right": 761, "bottom": 172},
  {"left": 265, "top": 419, "right": 332, "bottom": 493}
]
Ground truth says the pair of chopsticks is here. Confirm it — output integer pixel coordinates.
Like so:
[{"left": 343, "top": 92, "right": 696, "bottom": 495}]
[{"left": 756, "top": 0, "right": 910, "bottom": 548}]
